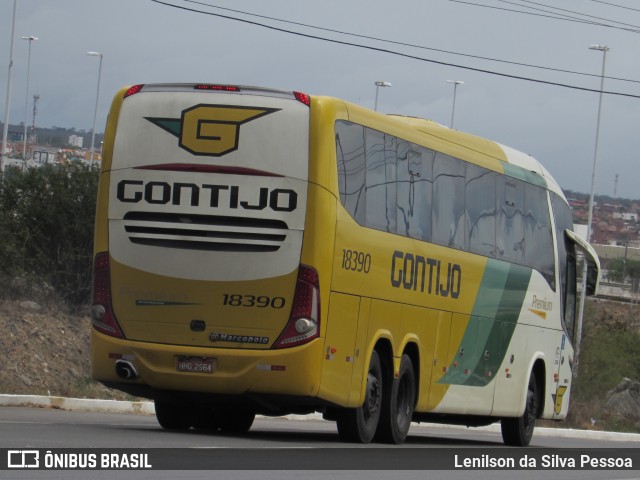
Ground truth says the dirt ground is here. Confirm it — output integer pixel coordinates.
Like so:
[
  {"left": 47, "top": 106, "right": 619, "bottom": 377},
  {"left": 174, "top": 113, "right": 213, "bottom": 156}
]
[{"left": 0, "top": 299, "right": 130, "bottom": 400}]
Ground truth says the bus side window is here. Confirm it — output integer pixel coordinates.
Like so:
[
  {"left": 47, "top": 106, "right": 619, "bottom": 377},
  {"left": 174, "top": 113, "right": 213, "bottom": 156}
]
[
  {"left": 466, "top": 164, "right": 497, "bottom": 258},
  {"left": 396, "top": 144, "right": 433, "bottom": 242},
  {"left": 432, "top": 153, "right": 465, "bottom": 250},
  {"left": 496, "top": 178, "right": 525, "bottom": 263},
  {"left": 551, "top": 192, "right": 576, "bottom": 339},
  {"left": 335, "top": 121, "right": 366, "bottom": 225},
  {"left": 365, "top": 129, "right": 397, "bottom": 234},
  {"left": 564, "top": 248, "right": 578, "bottom": 341},
  {"left": 524, "top": 184, "right": 555, "bottom": 287}
]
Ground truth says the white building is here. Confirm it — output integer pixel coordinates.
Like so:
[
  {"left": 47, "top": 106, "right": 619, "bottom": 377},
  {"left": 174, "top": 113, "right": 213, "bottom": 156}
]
[
  {"left": 69, "top": 135, "right": 83, "bottom": 148},
  {"left": 612, "top": 212, "right": 639, "bottom": 223}
]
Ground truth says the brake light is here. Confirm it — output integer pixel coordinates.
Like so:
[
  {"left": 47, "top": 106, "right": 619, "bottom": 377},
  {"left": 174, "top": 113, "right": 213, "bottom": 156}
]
[
  {"left": 274, "top": 265, "right": 320, "bottom": 349},
  {"left": 91, "top": 252, "right": 125, "bottom": 339},
  {"left": 123, "top": 84, "right": 144, "bottom": 98},
  {"left": 293, "top": 91, "right": 311, "bottom": 107},
  {"left": 194, "top": 84, "right": 240, "bottom": 92}
]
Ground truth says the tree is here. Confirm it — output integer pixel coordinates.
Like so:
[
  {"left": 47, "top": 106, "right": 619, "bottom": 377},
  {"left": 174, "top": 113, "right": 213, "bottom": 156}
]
[
  {"left": 0, "top": 163, "right": 98, "bottom": 307},
  {"left": 606, "top": 258, "right": 640, "bottom": 283}
]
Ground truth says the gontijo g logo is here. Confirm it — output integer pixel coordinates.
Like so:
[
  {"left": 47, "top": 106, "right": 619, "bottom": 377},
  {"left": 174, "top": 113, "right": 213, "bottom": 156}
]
[{"left": 145, "top": 104, "right": 279, "bottom": 157}]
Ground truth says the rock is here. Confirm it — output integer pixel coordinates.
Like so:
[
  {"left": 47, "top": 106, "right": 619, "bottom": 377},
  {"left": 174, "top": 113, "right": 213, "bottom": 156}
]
[
  {"left": 19, "top": 374, "right": 33, "bottom": 387},
  {"left": 606, "top": 378, "right": 640, "bottom": 419},
  {"left": 19, "top": 301, "right": 42, "bottom": 311}
]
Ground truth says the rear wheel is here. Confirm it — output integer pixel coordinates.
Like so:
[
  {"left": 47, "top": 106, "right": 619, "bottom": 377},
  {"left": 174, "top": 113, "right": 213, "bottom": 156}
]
[
  {"left": 336, "top": 350, "right": 383, "bottom": 443},
  {"left": 217, "top": 408, "right": 256, "bottom": 433},
  {"left": 501, "top": 372, "right": 538, "bottom": 446},
  {"left": 376, "top": 354, "right": 416, "bottom": 444},
  {"left": 191, "top": 405, "right": 220, "bottom": 431},
  {"left": 154, "top": 400, "right": 192, "bottom": 431}
]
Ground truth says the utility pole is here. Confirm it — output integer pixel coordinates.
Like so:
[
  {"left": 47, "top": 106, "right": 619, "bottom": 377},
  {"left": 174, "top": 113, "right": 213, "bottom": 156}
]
[
  {"left": 31, "top": 94, "right": 39, "bottom": 143},
  {"left": 1, "top": 0, "right": 19, "bottom": 170}
]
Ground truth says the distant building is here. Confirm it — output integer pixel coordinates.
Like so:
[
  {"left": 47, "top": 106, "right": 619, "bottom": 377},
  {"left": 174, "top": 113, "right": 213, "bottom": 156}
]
[
  {"left": 69, "top": 135, "right": 83, "bottom": 148},
  {"left": 31, "top": 146, "right": 59, "bottom": 166},
  {"left": 613, "top": 212, "right": 638, "bottom": 222},
  {"left": 574, "top": 224, "right": 588, "bottom": 243}
]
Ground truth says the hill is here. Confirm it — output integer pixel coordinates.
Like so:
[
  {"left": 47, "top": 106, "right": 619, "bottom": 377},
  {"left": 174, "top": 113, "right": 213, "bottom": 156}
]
[{"left": 0, "top": 298, "right": 130, "bottom": 401}]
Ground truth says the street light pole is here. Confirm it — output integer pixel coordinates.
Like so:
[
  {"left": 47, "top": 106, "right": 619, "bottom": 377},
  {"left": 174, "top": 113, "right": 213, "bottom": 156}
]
[
  {"left": 86, "top": 51, "right": 103, "bottom": 169},
  {"left": 446, "top": 80, "right": 464, "bottom": 128},
  {"left": 1, "top": 0, "right": 19, "bottom": 171},
  {"left": 575, "top": 44, "right": 609, "bottom": 373},
  {"left": 374, "top": 81, "right": 392, "bottom": 111},
  {"left": 21, "top": 36, "right": 38, "bottom": 167}
]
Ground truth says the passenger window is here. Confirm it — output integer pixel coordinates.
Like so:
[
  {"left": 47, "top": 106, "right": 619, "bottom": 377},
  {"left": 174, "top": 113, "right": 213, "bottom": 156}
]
[
  {"left": 524, "top": 184, "right": 554, "bottom": 285},
  {"left": 466, "top": 164, "right": 497, "bottom": 257},
  {"left": 365, "top": 129, "right": 396, "bottom": 233},
  {"left": 551, "top": 192, "right": 575, "bottom": 335},
  {"left": 564, "top": 248, "right": 577, "bottom": 341},
  {"left": 432, "top": 154, "right": 465, "bottom": 250},
  {"left": 335, "top": 121, "right": 366, "bottom": 225},
  {"left": 497, "top": 178, "right": 525, "bottom": 263},
  {"left": 397, "top": 145, "right": 433, "bottom": 241}
]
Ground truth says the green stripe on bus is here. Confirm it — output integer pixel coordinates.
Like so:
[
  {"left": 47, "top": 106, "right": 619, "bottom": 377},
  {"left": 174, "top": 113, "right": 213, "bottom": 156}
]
[
  {"left": 438, "top": 260, "right": 531, "bottom": 387},
  {"left": 502, "top": 162, "right": 547, "bottom": 188}
]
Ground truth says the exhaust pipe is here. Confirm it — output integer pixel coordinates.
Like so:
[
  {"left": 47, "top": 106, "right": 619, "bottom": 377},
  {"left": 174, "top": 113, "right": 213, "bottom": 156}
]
[{"left": 115, "top": 360, "right": 139, "bottom": 380}]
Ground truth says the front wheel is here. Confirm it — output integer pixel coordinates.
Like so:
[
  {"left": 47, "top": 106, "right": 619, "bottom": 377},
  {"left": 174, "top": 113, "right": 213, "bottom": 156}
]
[
  {"left": 336, "top": 350, "right": 383, "bottom": 443},
  {"left": 501, "top": 372, "right": 538, "bottom": 446}
]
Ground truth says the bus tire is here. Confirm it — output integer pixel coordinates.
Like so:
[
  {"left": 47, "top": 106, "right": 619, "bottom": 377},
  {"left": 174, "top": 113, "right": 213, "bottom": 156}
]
[
  {"left": 501, "top": 372, "right": 538, "bottom": 446},
  {"left": 217, "top": 408, "right": 256, "bottom": 433},
  {"left": 376, "top": 354, "right": 416, "bottom": 444},
  {"left": 191, "top": 405, "right": 220, "bottom": 431},
  {"left": 154, "top": 399, "right": 192, "bottom": 431},
  {"left": 336, "top": 350, "right": 383, "bottom": 443}
]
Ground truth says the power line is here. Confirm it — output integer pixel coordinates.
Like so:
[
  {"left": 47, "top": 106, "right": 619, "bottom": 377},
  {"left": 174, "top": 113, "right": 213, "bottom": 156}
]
[
  {"left": 497, "top": 0, "right": 604, "bottom": 23},
  {"left": 150, "top": 0, "right": 640, "bottom": 99},
  {"left": 182, "top": 0, "right": 640, "bottom": 86},
  {"left": 590, "top": 0, "right": 640, "bottom": 13},
  {"left": 500, "top": 0, "right": 640, "bottom": 30},
  {"left": 449, "top": 0, "right": 640, "bottom": 33}
]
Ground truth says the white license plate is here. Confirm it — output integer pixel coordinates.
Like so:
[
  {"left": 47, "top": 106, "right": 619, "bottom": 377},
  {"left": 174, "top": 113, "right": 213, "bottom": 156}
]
[{"left": 176, "top": 356, "right": 215, "bottom": 374}]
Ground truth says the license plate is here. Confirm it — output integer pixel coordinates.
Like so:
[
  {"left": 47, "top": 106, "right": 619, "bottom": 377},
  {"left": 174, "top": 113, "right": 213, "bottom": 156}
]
[{"left": 176, "top": 356, "right": 215, "bottom": 374}]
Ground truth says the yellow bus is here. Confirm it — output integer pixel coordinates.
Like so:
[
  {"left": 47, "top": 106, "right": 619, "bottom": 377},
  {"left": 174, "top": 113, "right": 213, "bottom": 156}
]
[{"left": 91, "top": 83, "right": 599, "bottom": 446}]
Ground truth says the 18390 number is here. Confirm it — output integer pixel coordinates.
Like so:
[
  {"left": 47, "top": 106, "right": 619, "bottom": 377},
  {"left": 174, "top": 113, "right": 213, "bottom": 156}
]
[
  {"left": 342, "top": 249, "right": 372, "bottom": 273},
  {"left": 222, "top": 294, "right": 286, "bottom": 308}
]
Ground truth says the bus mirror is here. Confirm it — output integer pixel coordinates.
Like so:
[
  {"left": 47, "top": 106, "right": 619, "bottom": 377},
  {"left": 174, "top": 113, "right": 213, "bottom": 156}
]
[{"left": 586, "top": 263, "right": 598, "bottom": 296}]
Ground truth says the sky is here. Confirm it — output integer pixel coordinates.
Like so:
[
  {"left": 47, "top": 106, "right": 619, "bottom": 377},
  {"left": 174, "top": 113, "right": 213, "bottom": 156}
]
[{"left": 1, "top": 0, "right": 639, "bottom": 198}]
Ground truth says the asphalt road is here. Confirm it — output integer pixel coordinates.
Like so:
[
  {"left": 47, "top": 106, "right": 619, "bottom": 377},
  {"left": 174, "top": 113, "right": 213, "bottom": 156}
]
[{"left": 1, "top": 406, "right": 639, "bottom": 480}]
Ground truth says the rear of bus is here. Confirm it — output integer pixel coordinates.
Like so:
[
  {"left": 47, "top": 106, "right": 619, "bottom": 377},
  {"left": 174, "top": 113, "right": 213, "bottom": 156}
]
[{"left": 91, "top": 84, "right": 326, "bottom": 425}]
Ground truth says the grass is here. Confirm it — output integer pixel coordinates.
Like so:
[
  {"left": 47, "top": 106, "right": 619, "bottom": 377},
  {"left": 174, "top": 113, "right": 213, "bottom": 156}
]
[{"left": 563, "top": 299, "right": 640, "bottom": 432}]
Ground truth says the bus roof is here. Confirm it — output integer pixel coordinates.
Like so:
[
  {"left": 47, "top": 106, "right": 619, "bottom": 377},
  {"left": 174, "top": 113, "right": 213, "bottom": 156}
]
[
  {"left": 386, "top": 114, "right": 565, "bottom": 199},
  {"left": 116, "top": 84, "right": 566, "bottom": 200}
]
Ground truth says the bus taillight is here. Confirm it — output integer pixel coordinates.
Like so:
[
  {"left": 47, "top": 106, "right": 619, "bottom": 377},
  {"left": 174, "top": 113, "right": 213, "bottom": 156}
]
[
  {"left": 274, "top": 265, "right": 320, "bottom": 349},
  {"left": 91, "top": 252, "right": 125, "bottom": 339},
  {"left": 123, "top": 84, "right": 144, "bottom": 98},
  {"left": 293, "top": 91, "right": 311, "bottom": 106}
]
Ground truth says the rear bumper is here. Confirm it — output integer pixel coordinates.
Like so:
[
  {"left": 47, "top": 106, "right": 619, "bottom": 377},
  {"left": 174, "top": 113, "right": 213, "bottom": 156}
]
[{"left": 91, "top": 329, "right": 324, "bottom": 402}]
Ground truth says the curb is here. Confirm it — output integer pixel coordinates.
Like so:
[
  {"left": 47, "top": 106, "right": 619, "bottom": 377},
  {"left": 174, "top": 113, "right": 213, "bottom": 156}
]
[
  {"left": 0, "top": 393, "right": 155, "bottom": 416},
  {"left": 2, "top": 394, "right": 640, "bottom": 442}
]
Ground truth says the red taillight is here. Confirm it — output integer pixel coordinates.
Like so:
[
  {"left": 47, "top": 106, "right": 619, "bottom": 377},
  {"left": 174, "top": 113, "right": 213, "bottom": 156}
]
[
  {"left": 123, "top": 84, "right": 144, "bottom": 98},
  {"left": 194, "top": 84, "right": 240, "bottom": 92},
  {"left": 293, "top": 91, "right": 311, "bottom": 107},
  {"left": 91, "top": 252, "right": 124, "bottom": 339},
  {"left": 274, "top": 265, "right": 320, "bottom": 349}
]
